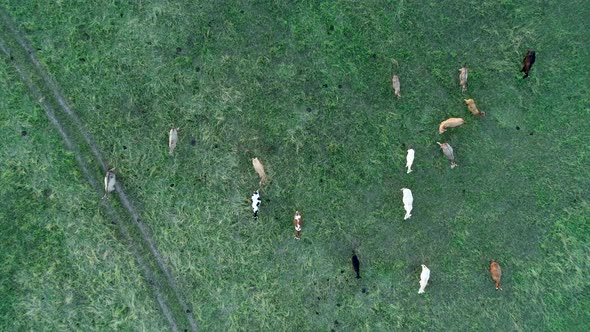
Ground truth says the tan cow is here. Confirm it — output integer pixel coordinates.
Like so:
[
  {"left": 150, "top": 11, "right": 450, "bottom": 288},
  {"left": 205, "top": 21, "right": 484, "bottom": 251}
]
[
  {"left": 439, "top": 118, "right": 465, "bottom": 134},
  {"left": 464, "top": 99, "right": 485, "bottom": 117},
  {"left": 252, "top": 157, "right": 267, "bottom": 186}
]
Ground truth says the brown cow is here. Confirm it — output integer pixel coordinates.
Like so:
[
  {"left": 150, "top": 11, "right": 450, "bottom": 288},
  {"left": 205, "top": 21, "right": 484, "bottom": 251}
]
[
  {"left": 490, "top": 260, "right": 502, "bottom": 290},
  {"left": 293, "top": 210, "right": 303, "bottom": 240},
  {"left": 439, "top": 118, "right": 465, "bottom": 134},
  {"left": 464, "top": 99, "right": 485, "bottom": 117},
  {"left": 521, "top": 50, "right": 536, "bottom": 79}
]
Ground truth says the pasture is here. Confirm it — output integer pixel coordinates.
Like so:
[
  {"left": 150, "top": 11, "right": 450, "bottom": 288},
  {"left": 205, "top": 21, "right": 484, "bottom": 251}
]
[{"left": 1, "top": 1, "right": 589, "bottom": 331}]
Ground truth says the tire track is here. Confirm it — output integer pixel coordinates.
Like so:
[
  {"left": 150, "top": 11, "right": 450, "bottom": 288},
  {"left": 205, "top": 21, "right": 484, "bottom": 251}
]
[{"left": 0, "top": 10, "right": 197, "bottom": 332}]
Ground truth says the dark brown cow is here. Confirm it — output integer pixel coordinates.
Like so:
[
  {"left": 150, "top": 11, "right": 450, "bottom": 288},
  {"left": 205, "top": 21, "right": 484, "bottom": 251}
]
[{"left": 521, "top": 50, "right": 536, "bottom": 79}]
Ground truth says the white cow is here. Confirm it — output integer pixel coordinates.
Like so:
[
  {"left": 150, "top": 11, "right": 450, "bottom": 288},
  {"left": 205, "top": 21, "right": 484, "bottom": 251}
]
[
  {"left": 103, "top": 168, "right": 116, "bottom": 199},
  {"left": 401, "top": 188, "right": 413, "bottom": 220},
  {"left": 406, "top": 149, "right": 415, "bottom": 174},
  {"left": 168, "top": 127, "right": 179, "bottom": 155},
  {"left": 418, "top": 264, "right": 430, "bottom": 294}
]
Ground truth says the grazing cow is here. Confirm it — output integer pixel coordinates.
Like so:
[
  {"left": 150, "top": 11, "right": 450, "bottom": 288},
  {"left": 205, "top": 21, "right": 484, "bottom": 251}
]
[
  {"left": 392, "top": 75, "right": 401, "bottom": 98},
  {"left": 293, "top": 210, "right": 303, "bottom": 240},
  {"left": 490, "top": 260, "right": 502, "bottom": 290},
  {"left": 439, "top": 118, "right": 465, "bottom": 134},
  {"left": 406, "top": 149, "right": 415, "bottom": 174},
  {"left": 418, "top": 264, "right": 430, "bottom": 294},
  {"left": 464, "top": 99, "right": 485, "bottom": 117},
  {"left": 401, "top": 188, "right": 413, "bottom": 220},
  {"left": 103, "top": 168, "right": 116, "bottom": 199},
  {"left": 521, "top": 50, "right": 536, "bottom": 79},
  {"left": 436, "top": 142, "right": 457, "bottom": 168},
  {"left": 252, "top": 158, "right": 267, "bottom": 186},
  {"left": 168, "top": 127, "right": 179, "bottom": 155},
  {"left": 251, "top": 191, "right": 261, "bottom": 220},
  {"left": 459, "top": 67, "right": 468, "bottom": 93},
  {"left": 352, "top": 252, "right": 361, "bottom": 279}
]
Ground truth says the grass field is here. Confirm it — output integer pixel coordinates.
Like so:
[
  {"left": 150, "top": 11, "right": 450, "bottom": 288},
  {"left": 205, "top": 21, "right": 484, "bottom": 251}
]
[{"left": 1, "top": 1, "right": 589, "bottom": 331}]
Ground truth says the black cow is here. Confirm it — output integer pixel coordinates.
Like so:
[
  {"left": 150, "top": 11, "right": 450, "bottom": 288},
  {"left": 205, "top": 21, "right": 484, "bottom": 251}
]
[{"left": 352, "top": 252, "right": 361, "bottom": 279}]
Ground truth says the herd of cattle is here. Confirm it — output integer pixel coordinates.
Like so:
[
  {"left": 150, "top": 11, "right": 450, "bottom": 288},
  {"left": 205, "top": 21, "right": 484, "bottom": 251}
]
[{"left": 102, "top": 50, "right": 536, "bottom": 294}]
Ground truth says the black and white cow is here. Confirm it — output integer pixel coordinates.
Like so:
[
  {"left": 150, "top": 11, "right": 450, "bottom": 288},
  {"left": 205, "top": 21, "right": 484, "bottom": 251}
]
[{"left": 251, "top": 191, "right": 261, "bottom": 220}]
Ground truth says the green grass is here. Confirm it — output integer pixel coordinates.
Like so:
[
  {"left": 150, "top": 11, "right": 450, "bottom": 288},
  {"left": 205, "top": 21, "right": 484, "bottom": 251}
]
[
  {"left": 1, "top": 0, "right": 589, "bottom": 330},
  {"left": 0, "top": 63, "right": 169, "bottom": 330}
]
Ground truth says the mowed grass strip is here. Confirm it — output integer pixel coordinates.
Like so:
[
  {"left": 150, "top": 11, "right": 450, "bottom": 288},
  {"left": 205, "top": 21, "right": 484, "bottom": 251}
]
[{"left": 1, "top": 0, "right": 589, "bottom": 330}]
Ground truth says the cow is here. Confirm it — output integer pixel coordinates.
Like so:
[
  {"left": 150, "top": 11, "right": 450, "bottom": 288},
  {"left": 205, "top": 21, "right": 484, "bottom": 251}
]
[
  {"left": 293, "top": 210, "right": 303, "bottom": 240},
  {"left": 439, "top": 118, "right": 465, "bottom": 134},
  {"left": 437, "top": 142, "right": 457, "bottom": 169},
  {"left": 459, "top": 67, "right": 468, "bottom": 93},
  {"left": 168, "top": 128, "right": 179, "bottom": 155},
  {"left": 251, "top": 191, "right": 261, "bottom": 220},
  {"left": 352, "top": 252, "right": 361, "bottom": 279},
  {"left": 521, "top": 50, "right": 536, "bottom": 79},
  {"left": 103, "top": 168, "right": 116, "bottom": 199},
  {"left": 490, "top": 260, "right": 502, "bottom": 290},
  {"left": 464, "top": 99, "right": 485, "bottom": 117},
  {"left": 406, "top": 149, "right": 415, "bottom": 174},
  {"left": 418, "top": 264, "right": 430, "bottom": 294},
  {"left": 401, "top": 188, "right": 413, "bottom": 220},
  {"left": 392, "top": 75, "right": 401, "bottom": 98},
  {"left": 252, "top": 158, "right": 267, "bottom": 186}
]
